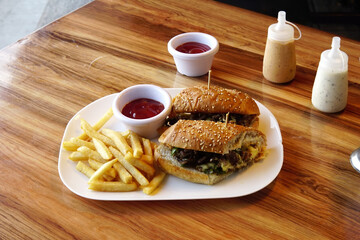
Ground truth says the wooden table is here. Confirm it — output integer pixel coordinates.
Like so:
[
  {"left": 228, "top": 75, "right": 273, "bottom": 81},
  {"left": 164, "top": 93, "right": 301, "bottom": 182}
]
[{"left": 1, "top": 0, "right": 359, "bottom": 239}]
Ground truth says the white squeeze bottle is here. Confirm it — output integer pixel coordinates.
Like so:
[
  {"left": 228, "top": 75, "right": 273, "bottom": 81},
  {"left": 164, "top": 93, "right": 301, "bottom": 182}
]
[
  {"left": 263, "top": 11, "right": 301, "bottom": 83},
  {"left": 311, "top": 37, "right": 348, "bottom": 113}
]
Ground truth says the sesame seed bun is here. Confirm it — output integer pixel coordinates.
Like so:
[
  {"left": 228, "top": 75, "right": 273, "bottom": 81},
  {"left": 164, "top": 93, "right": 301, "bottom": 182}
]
[
  {"left": 158, "top": 120, "right": 266, "bottom": 154},
  {"left": 172, "top": 86, "right": 260, "bottom": 115}
]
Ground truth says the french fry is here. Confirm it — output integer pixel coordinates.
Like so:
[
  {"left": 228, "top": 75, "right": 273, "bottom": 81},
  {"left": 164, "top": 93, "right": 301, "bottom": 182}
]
[
  {"left": 142, "top": 138, "right": 153, "bottom": 156},
  {"left": 80, "top": 119, "right": 115, "bottom": 147},
  {"left": 128, "top": 131, "right": 143, "bottom": 158},
  {"left": 70, "top": 137, "right": 95, "bottom": 150},
  {"left": 109, "top": 146, "right": 149, "bottom": 186},
  {"left": 101, "top": 129, "right": 132, "bottom": 155},
  {"left": 142, "top": 170, "right": 166, "bottom": 195},
  {"left": 92, "top": 138, "right": 112, "bottom": 159},
  {"left": 150, "top": 142, "right": 157, "bottom": 151},
  {"left": 113, "top": 162, "right": 133, "bottom": 183},
  {"left": 126, "top": 157, "right": 155, "bottom": 178},
  {"left": 88, "top": 159, "right": 117, "bottom": 181},
  {"left": 65, "top": 111, "right": 166, "bottom": 194},
  {"left": 88, "top": 181, "right": 137, "bottom": 192},
  {"left": 140, "top": 138, "right": 154, "bottom": 164},
  {"left": 124, "top": 152, "right": 135, "bottom": 161},
  {"left": 89, "top": 159, "right": 117, "bottom": 183},
  {"left": 140, "top": 154, "right": 154, "bottom": 165},
  {"left": 63, "top": 138, "right": 96, "bottom": 151},
  {"left": 88, "top": 158, "right": 103, "bottom": 170},
  {"left": 69, "top": 151, "right": 88, "bottom": 161},
  {"left": 77, "top": 146, "right": 107, "bottom": 163},
  {"left": 62, "top": 141, "right": 79, "bottom": 151},
  {"left": 121, "top": 129, "right": 131, "bottom": 137},
  {"left": 77, "top": 108, "right": 113, "bottom": 140},
  {"left": 76, "top": 161, "right": 95, "bottom": 178}
]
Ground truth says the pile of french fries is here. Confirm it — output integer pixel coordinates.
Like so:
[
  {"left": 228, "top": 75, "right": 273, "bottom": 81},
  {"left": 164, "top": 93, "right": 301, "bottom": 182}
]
[{"left": 62, "top": 108, "right": 166, "bottom": 195}]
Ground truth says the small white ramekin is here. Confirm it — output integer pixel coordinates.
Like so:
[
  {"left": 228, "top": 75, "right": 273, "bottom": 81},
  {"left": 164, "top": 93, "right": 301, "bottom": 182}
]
[
  {"left": 168, "top": 32, "right": 219, "bottom": 77},
  {"left": 112, "top": 84, "right": 172, "bottom": 139}
]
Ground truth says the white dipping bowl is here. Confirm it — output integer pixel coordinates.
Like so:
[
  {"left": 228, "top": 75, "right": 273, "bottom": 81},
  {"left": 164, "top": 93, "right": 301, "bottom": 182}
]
[
  {"left": 112, "top": 84, "right": 172, "bottom": 139},
  {"left": 168, "top": 32, "right": 219, "bottom": 77}
]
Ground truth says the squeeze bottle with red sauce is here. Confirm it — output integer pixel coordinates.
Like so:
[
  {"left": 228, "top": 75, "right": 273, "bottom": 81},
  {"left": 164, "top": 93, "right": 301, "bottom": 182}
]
[{"left": 263, "top": 11, "right": 301, "bottom": 83}]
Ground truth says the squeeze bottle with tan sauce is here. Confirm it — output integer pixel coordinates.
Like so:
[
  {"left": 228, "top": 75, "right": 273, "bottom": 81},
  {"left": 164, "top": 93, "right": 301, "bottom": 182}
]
[
  {"left": 263, "top": 11, "right": 301, "bottom": 83},
  {"left": 311, "top": 37, "right": 348, "bottom": 113}
]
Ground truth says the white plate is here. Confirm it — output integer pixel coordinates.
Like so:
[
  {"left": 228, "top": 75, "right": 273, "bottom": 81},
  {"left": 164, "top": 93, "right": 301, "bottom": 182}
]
[{"left": 58, "top": 88, "right": 283, "bottom": 200}]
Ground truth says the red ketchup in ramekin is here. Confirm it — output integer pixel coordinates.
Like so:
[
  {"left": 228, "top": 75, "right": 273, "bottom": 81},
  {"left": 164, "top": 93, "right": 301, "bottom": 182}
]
[
  {"left": 121, "top": 98, "right": 164, "bottom": 119},
  {"left": 175, "top": 42, "right": 211, "bottom": 54}
]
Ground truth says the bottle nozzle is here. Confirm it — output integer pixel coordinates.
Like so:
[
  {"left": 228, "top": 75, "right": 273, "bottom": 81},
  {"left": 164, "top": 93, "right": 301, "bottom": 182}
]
[
  {"left": 277, "top": 11, "right": 286, "bottom": 24},
  {"left": 275, "top": 11, "right": 287, "bottom": 31},
  {"left": 329, "top": 36, "right": 341, "bottom": 58},
  {"left": 331, "top": 36, "right": 341, "bottom": 50}
]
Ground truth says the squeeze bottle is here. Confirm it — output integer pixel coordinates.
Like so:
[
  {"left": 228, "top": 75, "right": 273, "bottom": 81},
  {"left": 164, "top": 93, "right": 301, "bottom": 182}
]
[
  {"left": 263, "top": 11, "right": 301, "bottom": 83},
  {"left": 311, "top": 37, "right": 348, "bottom": 113}
]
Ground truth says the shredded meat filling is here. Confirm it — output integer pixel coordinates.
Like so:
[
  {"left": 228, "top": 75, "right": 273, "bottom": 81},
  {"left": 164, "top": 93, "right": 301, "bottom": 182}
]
[
  {"left": 165, "top": 113, "right": 257, "bottom": 127},
  {"left": 171, "top": 147, "right": 256, "bottom": 174}
]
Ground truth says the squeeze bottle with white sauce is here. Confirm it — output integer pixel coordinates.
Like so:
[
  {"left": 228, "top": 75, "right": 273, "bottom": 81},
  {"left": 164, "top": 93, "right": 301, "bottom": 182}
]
[
  {"left": 311, "top": 37, "right": 348, "bottom": 113},
  {"left": 263, "top": 11, "right": 301, "bottom": 83}
]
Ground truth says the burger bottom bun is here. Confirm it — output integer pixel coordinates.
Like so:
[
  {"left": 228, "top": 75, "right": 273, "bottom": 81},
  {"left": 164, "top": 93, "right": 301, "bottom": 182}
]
[{"left": 155, "top": 144, "right": 233, "bottom": 185}]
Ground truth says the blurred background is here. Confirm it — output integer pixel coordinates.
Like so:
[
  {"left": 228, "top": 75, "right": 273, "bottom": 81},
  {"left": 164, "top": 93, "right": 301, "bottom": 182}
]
[
  {"left": 0, "top": 0, "right": 359, "bottom": 50},
  {"left": 217, "top": 0, "right": 360, "bottom": 41}
]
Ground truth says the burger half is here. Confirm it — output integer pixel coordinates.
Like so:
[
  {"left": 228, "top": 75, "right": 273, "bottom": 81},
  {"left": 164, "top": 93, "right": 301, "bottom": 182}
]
[
  {"left": 164, "top": 86, "right": 260, "bottom": 128},
  {"left": 155, "top": 120, "right": 267, "bottom": 185}
]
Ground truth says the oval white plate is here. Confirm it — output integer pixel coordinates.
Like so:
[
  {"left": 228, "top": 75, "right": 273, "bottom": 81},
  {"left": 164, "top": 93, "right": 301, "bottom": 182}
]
[{"left": 58, "top": 88, "right": 283, "bottom": 200}]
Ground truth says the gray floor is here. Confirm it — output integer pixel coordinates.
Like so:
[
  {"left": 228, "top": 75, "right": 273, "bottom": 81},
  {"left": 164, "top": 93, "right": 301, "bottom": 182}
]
[{"left": 0, "top": 0, "right": 93, "bottom": 50}]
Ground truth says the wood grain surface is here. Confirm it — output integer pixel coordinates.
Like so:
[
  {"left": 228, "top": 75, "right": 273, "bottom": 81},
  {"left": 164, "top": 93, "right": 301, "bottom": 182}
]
[{"left": 1, "top": 0, "right": 359, "bottom": 239}]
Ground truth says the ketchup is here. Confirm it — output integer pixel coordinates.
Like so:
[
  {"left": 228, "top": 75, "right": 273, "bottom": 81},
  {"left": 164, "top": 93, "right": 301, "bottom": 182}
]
[
  {"left": 175, "top": 42, "right": 211, "bottom": 54},
  {"left": 122, "top": 98, "right": 164, "bottom": 119}
]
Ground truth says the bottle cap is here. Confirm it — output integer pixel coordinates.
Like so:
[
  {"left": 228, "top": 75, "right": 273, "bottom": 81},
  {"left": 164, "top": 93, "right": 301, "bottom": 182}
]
[
  {"left": 319, "top": 37, "right": 348, "bottom": 72},
  {"left": 268, "top": 11, "right": 294, "bottom": 41}
]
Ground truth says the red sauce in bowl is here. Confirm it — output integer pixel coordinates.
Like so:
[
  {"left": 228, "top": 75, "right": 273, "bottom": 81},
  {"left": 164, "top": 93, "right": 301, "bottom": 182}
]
[
  {"left": 122, "top": 98, "right": 164, "bottom": 119},
  {"left": 175, "top": 42, "right": 211, "bottom": 54}
]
